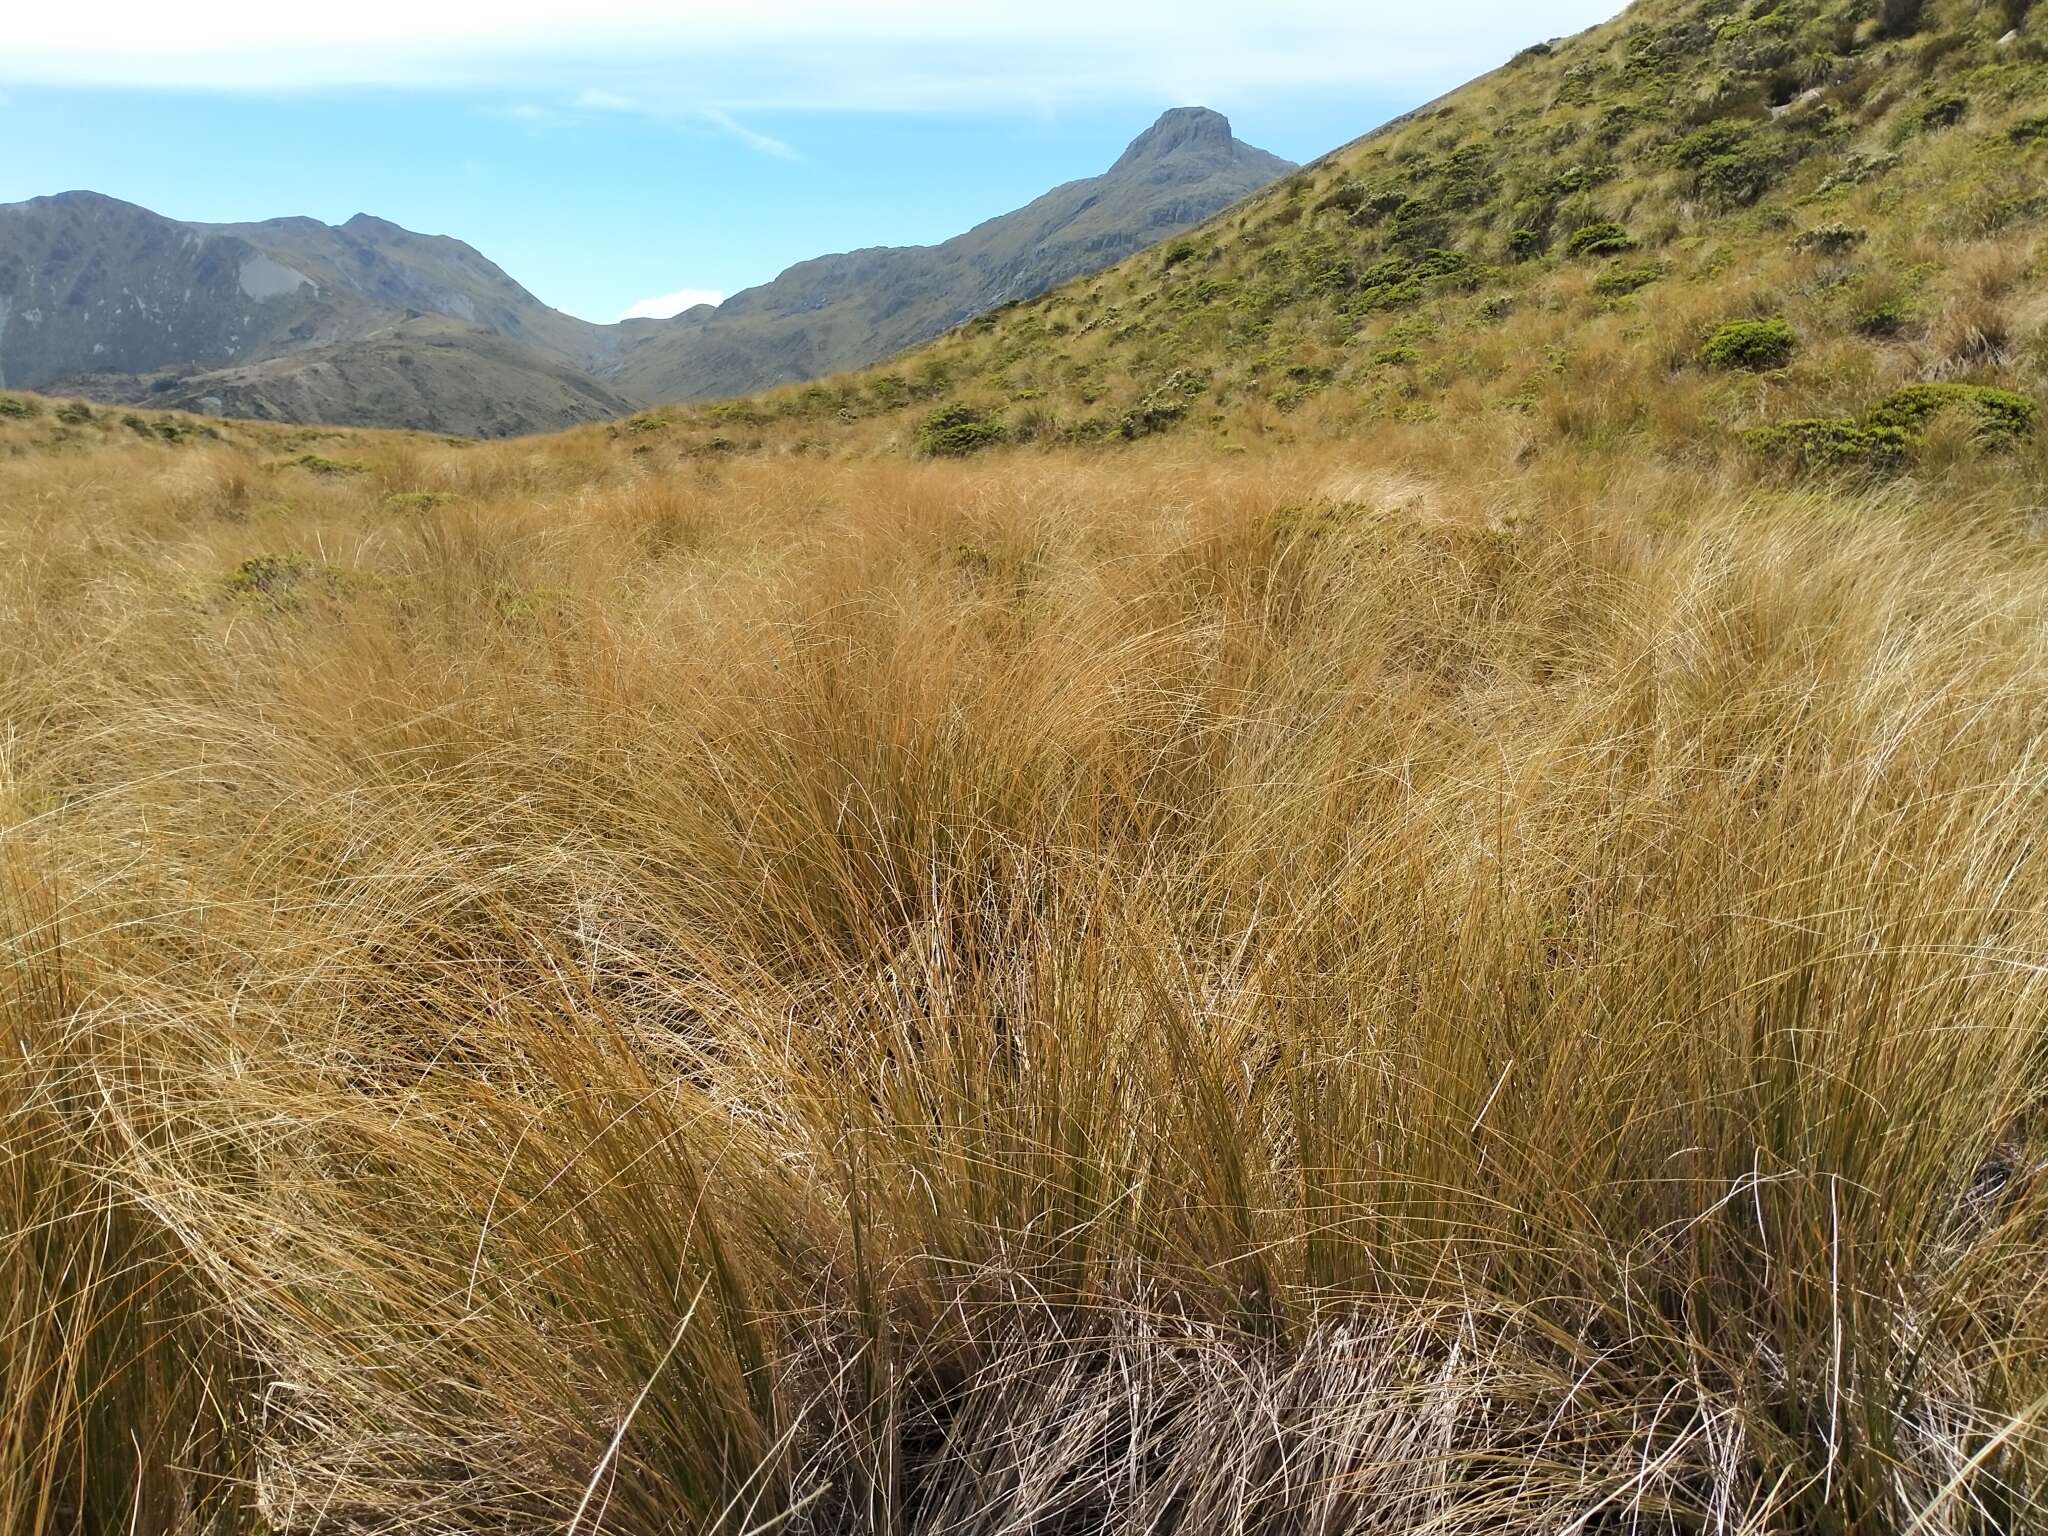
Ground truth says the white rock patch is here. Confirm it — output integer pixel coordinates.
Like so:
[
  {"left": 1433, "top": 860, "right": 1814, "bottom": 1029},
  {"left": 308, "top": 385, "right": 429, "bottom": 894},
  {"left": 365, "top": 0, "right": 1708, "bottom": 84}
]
[{"left": 238, "top": 254, "right": 317, "bottom": 302}]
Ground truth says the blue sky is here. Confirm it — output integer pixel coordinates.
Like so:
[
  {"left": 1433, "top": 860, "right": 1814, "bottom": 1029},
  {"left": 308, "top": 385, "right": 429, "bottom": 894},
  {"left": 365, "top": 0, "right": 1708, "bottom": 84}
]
[{"left": 0, "top": 2, "right": 1625, "bottom": 324}]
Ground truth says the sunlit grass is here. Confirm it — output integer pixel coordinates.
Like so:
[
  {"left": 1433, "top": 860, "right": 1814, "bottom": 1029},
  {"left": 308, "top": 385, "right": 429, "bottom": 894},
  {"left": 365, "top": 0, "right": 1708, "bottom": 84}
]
[{"left": 0, "top": 413, "right": 2042, "bottom": 1532}]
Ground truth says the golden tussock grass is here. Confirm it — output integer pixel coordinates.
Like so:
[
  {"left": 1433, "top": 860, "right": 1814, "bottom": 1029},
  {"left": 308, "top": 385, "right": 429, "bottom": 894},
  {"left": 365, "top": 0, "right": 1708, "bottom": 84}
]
[{"left": 1, "top": 421, "right": 2046, "bottom": 1532}]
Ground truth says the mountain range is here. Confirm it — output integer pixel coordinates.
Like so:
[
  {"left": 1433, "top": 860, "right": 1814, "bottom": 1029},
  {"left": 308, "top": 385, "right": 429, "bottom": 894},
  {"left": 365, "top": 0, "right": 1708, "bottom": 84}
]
[
  {"left": 604, "top": 0, "right": 2042, "bottom": 486},
  {"left": 0, "top": 108, "right": 1292, "bottom": 437}
]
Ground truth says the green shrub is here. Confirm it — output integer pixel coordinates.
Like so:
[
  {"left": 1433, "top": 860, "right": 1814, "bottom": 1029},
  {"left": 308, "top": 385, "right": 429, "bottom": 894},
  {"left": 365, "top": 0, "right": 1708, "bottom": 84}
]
[
  {"left": 1792, "top": 223, "right": 1867, "bottom": 255},
  {"left": 1565, "top": 222, "right": 1636, "bottom": 258},
  {"left": 1701, "top": 148, "right": 1787, "bottom": 205},
  {"left": 1911, "top": 94, "right": 1969, "bottom": 133},
  {"left": 1746, "top": 418, "right": 1914, "bottom": 473},
  {"left": 223, "top": 553, "right": 311, "bottom": 603},
  {"left": 1701, "top": 318, "right": 1798, "bottom": 370},
  {"left": 0, "top": 395, "right": 37, "bottom": 419},
  {"left": 1671, "top": 123, "right": 1789, "bottom": 206},
  {"left": 1750, "top": 387, "right": 2042, "bottom": 474},
  {"left": 913, "top": 405, "right": 1007, "bottom": 458},
  {"left": 1389, "top": 198, "right": 1451, "bottom": 252},
  {"left": 289, "top": 453, "right": 365, "bottom": 477},
  {"left": 1877, "top": 0, "right": 1926, "bottom": 36},
  {"left": 383, "top": 491, "right": 452, "bottom": 513},
  {"left": 1866, "top": 384, "right": 2038, "bottom": 443},
  {"left": 54, "top": 402, "right": 94, "bottom": 426},
  {"left": 1119, "top": 400, "right": 1187, "bottom": 439},
  {"left": 2010, "top": 115, "right": 2048, "bottom": 147},
  {"left": 1854, "top": 298, "right": 1915, "bottom": 338},
  {"left": 865, "top": 375, "right": 912, "bottom": 412},
  {"left": 1592, "top": 264, "right": 1664, "bottom": 297},
  {"left": 1817, "top": 152, "right": 1901, "bottom": 192},
  {"left": 1507, "top": 227, "right": 1546, "bottom": 261}
]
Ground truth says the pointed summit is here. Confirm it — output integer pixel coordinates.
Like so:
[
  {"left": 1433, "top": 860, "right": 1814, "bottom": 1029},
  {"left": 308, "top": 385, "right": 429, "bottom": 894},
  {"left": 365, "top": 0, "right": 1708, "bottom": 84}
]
[{"left": 1111, "top": 108, "right": 1239, "bottom": 172}]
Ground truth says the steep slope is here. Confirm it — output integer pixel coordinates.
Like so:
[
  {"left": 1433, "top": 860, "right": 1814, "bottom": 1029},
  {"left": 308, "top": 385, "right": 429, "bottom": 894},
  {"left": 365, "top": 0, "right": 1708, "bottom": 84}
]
[
  {"left": 0, "top": 109, "right": 1291, "bottom": 434},
  {"left": 633, "top": 0, "right": 2046, "bottom": 490},
  {"left": 611, "top": 108, "right": 1296, "bottom": 402},
  {"left": 0, "top": 192, "right": 611, "bottom": 391}
]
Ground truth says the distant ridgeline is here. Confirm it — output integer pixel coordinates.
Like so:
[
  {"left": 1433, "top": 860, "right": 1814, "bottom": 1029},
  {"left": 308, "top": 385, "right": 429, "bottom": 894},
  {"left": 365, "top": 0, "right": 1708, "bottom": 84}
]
[{"left": 0, "top": 109, "right": 1294, "bottom": 436}]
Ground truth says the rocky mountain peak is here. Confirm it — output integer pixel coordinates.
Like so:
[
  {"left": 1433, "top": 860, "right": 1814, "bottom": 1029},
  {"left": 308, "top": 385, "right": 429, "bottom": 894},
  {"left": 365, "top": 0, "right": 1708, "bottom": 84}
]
[{"left": 1110, "top": 107, "right": 1238, "bottom": 172}]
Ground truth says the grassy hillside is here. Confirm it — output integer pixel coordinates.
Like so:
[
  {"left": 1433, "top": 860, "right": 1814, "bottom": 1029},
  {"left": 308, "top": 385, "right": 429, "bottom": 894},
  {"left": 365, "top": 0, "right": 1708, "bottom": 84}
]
[
  {"left": 625, "top": 0, "right": 2048, "bottom": 491},
  {"left": 2, "top": 2, "right": 2048, "bottom": 1533}
]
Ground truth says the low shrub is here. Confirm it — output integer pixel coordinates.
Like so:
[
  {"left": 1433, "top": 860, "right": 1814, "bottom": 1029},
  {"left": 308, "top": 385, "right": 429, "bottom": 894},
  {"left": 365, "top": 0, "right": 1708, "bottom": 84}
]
[
  {"left": 1592, "top": 264, "right": 1664, "bottom": 298},
  {"left": 289, "top": 453, "right": 366, "bottom": 476},
  {"left": 1700, "top": 318, "right": 1798, "bottom": 370},
  {"left": 1672, "top": 123, "right": 1786, "bottom": 207},
  {"left": 0, "top": 395, "right": 37, "bottom": 419},
  {"left": 1911, "top": 94, "right": 1969, "bottom": 133},
  {"left": 1854, "top": 298, "right": 1915, "bottom": 338},
  {"left": 1565, "top": 222, "right": 1636, "bottom": 258},
  {"left": 914, "top": 405, "right": 1007, "bottom": 458},
  {"left": 1120, "top": 371, "right": 1208, "bottom": 440},
  {"left": 1877, "top": 0, "right": 1926, "bottom": 35},
  {"left": 1792, "top": 223, "right": 1867, "bottom": 255},
  {"left": 383, "top": 491, "right": 453, "bottom": 513},
  {"left": 1745, "top": 418, "right": 1914, "bottom": 473},
  {"left": 54, "top": 402, "right": 94, "bottom": 426},
  {"left": 223, "top": 553, "right": 311, "bottom": 603},
  {"left": 1866, "top": 383, "right": 2038, "bottom": 443}
]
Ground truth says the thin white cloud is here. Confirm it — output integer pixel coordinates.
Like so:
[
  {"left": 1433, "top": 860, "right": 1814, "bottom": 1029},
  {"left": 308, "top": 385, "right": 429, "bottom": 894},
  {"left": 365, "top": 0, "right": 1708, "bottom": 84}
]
[
  {"left": 1, "top": 2, "right": 1627, "bottom": 108},
  {"left": 569, "top": 89, "right": 800, "bottom": 158},
  {"left": 618, "top": 287, "right": 728, "bottom": 321},
  {"left": 700, "top": 107, "right": 797, "bottom": 161}
]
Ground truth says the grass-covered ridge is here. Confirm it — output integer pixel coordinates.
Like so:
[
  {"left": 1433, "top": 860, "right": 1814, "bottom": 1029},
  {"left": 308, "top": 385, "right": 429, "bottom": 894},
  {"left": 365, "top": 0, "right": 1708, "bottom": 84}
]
[{"left": 616, "top": 0, "right": 2048, "bottom": 482}]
